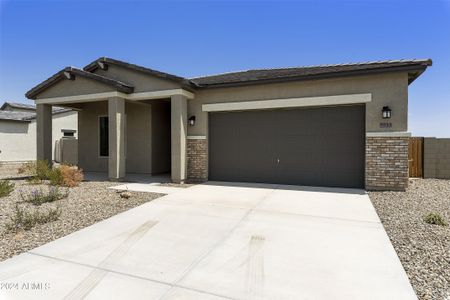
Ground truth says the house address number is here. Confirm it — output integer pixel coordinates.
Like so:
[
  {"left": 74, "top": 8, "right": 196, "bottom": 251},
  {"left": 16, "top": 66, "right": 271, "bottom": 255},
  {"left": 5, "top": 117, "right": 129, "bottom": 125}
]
[{"left": 379, "top": 122, "right": 392, "bottom": 128}]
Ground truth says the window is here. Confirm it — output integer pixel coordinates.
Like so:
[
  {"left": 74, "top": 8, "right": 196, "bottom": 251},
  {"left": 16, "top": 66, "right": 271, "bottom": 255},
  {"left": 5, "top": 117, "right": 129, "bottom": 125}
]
[
  {"left": 61, "top": 129, "right": 76, "bottom": 137},
  {"left": 99, "top": 116, "right": 109, "bottom": 157}
]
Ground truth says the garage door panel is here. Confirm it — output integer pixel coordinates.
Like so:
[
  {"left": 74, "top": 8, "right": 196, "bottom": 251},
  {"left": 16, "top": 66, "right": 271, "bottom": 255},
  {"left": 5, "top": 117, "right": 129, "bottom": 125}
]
[{"left": 209, "top": 105, "right": 365, "bottom": 188}]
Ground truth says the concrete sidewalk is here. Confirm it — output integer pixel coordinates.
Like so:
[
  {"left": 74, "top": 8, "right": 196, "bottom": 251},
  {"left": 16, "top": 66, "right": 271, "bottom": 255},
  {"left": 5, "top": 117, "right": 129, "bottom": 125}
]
[{"left": 0, "top": 182, "right": 416, "bottom": 300}]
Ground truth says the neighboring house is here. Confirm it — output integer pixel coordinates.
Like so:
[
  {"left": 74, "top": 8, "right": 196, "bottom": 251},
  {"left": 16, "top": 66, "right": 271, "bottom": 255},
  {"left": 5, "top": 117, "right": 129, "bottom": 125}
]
[
  {"left": 0, "top": 102, "right": 77, "bottom": 162},
  {"left": 25, "top": 57, "right": 431, "bottom": 190}
]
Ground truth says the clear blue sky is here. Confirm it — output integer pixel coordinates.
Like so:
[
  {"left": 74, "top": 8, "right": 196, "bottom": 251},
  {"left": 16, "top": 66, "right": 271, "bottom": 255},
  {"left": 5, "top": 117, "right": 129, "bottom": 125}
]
[{"left": 1, "top": 0, "right": 449, "bottom": 137}]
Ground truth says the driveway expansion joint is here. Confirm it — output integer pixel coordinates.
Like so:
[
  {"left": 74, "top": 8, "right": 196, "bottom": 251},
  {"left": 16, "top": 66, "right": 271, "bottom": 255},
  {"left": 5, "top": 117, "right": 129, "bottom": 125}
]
[{"left": 27, "top": 252, "right": 237, "bottom": 300}]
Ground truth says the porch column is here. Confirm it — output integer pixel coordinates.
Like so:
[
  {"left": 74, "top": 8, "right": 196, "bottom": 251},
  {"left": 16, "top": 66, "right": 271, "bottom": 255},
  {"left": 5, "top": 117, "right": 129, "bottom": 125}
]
[
  {"left": 171, "top": 95, "right": 187, "bottom": 183},
  {"left": 108, "top": 97, "right": 126, "bottom": 180},
  {"left": 36, "top": 104, "right": 52, "bottom": 164}
]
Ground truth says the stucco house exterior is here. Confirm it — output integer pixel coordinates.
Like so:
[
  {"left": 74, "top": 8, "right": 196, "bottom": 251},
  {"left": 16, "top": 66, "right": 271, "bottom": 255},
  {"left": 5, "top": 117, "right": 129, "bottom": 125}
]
[
  {"left": 0, "top": 102, "right": 77, "bottom": 162},
  {"left": 25, "top": 57, "right": 431, "bottom": 190}
]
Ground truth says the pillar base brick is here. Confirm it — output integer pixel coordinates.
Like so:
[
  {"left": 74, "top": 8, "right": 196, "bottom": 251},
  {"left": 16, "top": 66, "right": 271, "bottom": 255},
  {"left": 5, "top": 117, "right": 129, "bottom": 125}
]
[
  {"left": 365, "top": 136, "right": 409, "bottom": 191},
  {"left": 187, "top": 138, "right": 208, "bottom": 182}
]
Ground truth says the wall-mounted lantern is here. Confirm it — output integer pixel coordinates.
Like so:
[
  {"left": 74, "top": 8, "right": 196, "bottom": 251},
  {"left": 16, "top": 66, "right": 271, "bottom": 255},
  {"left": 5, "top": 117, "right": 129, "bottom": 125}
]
[
  {"left": 188, "top": 116, "right": 196, "bottom": 126},
  {"left": 382, "top": 106, "right": 392, "bottom": 119}
]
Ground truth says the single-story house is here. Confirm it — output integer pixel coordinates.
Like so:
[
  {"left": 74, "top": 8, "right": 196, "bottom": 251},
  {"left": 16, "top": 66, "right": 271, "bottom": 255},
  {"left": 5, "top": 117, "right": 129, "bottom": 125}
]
[
  {"left": 25, "top": 57, "right": 431, "bottom": 190},
  {"left": 0, "top": 102, "right": 77, "bottom": 162}
]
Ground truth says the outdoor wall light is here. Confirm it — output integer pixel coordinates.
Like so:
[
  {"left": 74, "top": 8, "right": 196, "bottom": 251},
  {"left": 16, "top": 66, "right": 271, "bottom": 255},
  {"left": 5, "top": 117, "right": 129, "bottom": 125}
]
[
  {"left": 188, "top": 116, "right": 196, "bottom": 126},
  {"left": 382, "top": 106, "right": 392, "bottom": 119}
]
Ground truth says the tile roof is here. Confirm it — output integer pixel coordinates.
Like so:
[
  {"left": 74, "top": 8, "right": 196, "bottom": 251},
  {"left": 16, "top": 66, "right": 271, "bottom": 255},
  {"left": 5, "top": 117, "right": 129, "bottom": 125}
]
[
  {"left": 190, "top": 59, "right": 432, "bottom": 87},
  {"left": 25, "top": 58, "right": 432, "bottom": 99},
  {"left": 1, "top": 102, "right": 71, "bottom": 113},
  {"left": 0, "top": 111, "right": 34, "bottom": 122},
  {"left": 0, "top": 102, "right": 36, "bottom": 110},
  {"left": 0, "top": 102, "right": 73, "bottom": 121},
  {"left": 84, "top": 57, "right": 192, "bottom": 87}
]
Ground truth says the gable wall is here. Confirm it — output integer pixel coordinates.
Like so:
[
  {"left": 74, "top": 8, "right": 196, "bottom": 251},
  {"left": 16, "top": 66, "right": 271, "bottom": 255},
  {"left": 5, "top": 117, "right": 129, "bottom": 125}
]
[
  {"left": 92, "top": 64, "right": 181, "bottom": 92},
  {"left": 36, "top": 76, "right": 114, "bottom": 99}
]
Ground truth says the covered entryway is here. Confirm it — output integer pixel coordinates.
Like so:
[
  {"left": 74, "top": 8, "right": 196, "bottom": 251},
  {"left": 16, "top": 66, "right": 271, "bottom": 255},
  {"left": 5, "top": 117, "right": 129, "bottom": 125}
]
[{"left": 209, "top": 105, "right": 365, "bottom": 188}]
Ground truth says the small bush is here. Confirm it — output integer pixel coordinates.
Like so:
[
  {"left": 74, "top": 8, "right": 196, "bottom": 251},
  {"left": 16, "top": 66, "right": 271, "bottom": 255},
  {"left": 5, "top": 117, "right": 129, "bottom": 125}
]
[
  {"left": 0, "top": 180, "right": 14, "bottom": 198},
  {"left": 18, "top": 160, "right": 52, "bottom": 183},
  {"left": 424, "top": 213, "right": 448, "bottom": 226},
  {"left": 48, "top": 168, "right": 64, "bottom": 186},
  {"left": 20, "top": 186, "right": 69, "bottom": 206},
  {"left": 59, "top": 165, "right": 83, "bottom": 187},
  {"left": 6, "top": 204, "right": 61, "bottom": 231}
]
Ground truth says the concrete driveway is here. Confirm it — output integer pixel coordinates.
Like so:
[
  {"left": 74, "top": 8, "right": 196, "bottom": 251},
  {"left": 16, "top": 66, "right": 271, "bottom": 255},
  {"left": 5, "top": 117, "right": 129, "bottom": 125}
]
[{"left": 0, "top": 182, "right": 416, "bottom": 300}]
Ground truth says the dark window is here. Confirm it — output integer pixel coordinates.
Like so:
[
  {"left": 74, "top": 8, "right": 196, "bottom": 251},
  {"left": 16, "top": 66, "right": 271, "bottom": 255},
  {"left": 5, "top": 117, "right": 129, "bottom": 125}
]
[
  {"left": 62, "top": 129, "right": 76, "bottom": 137},
  {"left": 99, "top": 116, "right": 109, "bottom": 157}
]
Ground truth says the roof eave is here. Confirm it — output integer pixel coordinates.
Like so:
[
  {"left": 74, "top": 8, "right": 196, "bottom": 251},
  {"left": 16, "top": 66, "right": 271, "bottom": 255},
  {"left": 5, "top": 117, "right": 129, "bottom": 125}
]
[
  {"left": 0, "top": 117, "right": 31, "bottom": 123},
  {"left": 0, "top": 102, "right": 9, "bottom": 110}
]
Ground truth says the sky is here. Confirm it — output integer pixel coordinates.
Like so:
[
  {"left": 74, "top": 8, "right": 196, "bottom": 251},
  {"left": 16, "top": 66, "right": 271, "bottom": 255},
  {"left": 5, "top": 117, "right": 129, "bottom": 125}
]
[{"left": 0, "top": 0, "right": 449, "bottom": 137}]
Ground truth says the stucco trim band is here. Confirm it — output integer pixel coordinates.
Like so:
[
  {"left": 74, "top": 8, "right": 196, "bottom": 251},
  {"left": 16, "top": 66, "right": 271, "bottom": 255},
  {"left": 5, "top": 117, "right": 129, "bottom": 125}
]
[
  {"left": 187, "top": 136, "right": 207, "bottom": 140},
  {"left": 201, "top": 93, "right": 371, "bottom": 112},
  {"left": 366, "top": 131, "right": 411, "bottom": 137},
  {"left": 35, "top": 89, "right": 194, "bottom": 105}
]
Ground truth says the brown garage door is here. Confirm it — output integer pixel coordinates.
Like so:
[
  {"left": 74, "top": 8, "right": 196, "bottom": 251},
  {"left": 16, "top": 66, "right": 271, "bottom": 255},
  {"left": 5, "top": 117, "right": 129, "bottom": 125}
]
[{"left": 209, "top": 105, "right": 365, "bottom": 188}]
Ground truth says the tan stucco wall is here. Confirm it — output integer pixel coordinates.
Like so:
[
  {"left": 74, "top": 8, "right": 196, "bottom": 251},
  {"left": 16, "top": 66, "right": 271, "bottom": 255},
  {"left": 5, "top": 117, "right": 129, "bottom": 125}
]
[
  {"left": 92, "top": 64, "right": 181, "bottom": 93},
  {"left": 125, "top": 102, "right": 152, "bottom": 174},
  {"left": 36, "top": 76, "right": 114, "bottom": 99},
  {"left": 78, "top": 101, "right": 108, "bottom": 172},
  {"left": 0, "top": 111, "right": 78, "bottom": 162},
  {"left": 187, "top": 72, "right": 409, "bottom": 136},
  {"left": 0, "top": 121, "right": 35, "bottom": 162},
  {"left": 77, "top": 100, "right": 167, "bottom": 174}
]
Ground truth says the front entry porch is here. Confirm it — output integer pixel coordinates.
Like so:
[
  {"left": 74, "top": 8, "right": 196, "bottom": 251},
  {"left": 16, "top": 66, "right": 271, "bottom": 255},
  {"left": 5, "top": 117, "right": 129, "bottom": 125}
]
[{"left": 36, "top": 90, "right": 193, "bottom": 183}]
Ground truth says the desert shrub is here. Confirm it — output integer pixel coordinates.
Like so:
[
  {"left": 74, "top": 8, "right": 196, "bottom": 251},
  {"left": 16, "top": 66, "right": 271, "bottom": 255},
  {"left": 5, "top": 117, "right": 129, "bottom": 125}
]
[
  {"left": 59, "top": 165, "right": 83, "bottom": 187},
  {"left": 48, "top": 168, "right": 64, "bottom": 186},
  {"left": 18, "top": 160, "right": 52, "bottom": 183},
  {"left": 6, "top": 204, "right": 61, "bottom": 231},
  {"left": 424, "top": 213, "right": 448, "bottom": 226},
  {"left": 0, "top": 180, "right": 15, "bottom": 197},
  {"left": 20, "top": 186, "right": 69, "bottom": 206}
]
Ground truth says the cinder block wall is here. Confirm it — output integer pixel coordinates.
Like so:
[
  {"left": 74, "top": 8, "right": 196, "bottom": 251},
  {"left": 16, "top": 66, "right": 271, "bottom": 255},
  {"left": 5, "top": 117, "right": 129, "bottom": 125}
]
[{"left": 424, "top": 138, "right": 450, "bottom": 179}]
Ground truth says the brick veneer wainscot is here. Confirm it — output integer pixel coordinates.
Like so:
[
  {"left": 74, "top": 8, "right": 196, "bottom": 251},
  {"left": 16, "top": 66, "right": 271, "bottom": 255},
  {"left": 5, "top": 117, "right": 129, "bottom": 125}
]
[
  {"left": 365, "top": 136, "right": 409, "bottom": 191},
  {"left": 187, "top": 138, "right": 208, "bottom": 182}
]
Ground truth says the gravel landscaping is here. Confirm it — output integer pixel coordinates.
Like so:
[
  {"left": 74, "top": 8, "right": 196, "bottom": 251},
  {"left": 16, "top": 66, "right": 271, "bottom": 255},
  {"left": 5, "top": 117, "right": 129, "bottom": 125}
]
[
  {"left": 0, "top": 177, "right": 163, "bottom": 261},
  {"left": 369, "top": 179, "right": 450, "bottom": 300}
]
